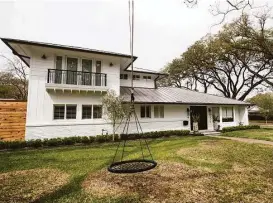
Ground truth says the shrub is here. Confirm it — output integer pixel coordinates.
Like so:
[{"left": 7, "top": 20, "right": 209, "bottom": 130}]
[
  {"left": 222, "top": 125, "right": 260, "bottom": 133},
  {"left": 47, "top": 138, "right": 63, "bottom": 146},
  {"left": 1, "top": 129, "right": 191, "bottom": 150},
  {"left": 27, "top": 139, "right": 43, "bottom": 148}
]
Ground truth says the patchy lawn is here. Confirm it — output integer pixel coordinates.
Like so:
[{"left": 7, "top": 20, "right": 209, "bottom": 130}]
[
  {"left": 223, "top": 128, "right": 273, "bottom": 142},
  {"left": 0, "top": 136, "right": 272, "bottom": 203}
]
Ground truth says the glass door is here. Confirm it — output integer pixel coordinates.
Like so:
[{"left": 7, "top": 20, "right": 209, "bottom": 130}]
[
  {"left": 95, "top": 61, "right": 101, "bottom": 86},
  {"left": 66, "top": 57, "right": 78, "bottom": 85},
  {"left": 82, "top": 59, "right": 92, "bottom": 85}
]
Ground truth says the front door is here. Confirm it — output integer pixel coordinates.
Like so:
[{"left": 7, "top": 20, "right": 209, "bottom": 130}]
[{"left": 190, "top": 106, "right": 208, "bottom": 130}]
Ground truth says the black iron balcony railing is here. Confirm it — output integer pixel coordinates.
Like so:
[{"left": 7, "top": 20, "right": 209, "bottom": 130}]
[{"left": 47, "top": 69, "right": 107, "bottom": 87}]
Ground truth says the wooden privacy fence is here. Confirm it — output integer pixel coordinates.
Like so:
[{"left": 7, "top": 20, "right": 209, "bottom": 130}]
[{"left": 0, "top": 101, "right": 27, "bottom": 141}]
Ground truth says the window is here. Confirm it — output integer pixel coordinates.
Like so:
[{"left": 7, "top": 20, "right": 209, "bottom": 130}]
[
  {"left": 54, "top": 105, "right": 65, "bottom": 120},
  {"left": 133, "top": 75, "right": 140, "bottom": 80},
  {"left": 93, "top": 105, "right": 102, "bottom": 119},
  {"left": 154, "top": 105, "right": 164, "bottom": 118},
  {"left": 82, "top": 105, "right": 92, "bottom": 119},
  {"left": 54, "top": 56, "right": 62, "bottom": 84},
  {"left": 143, "top": 75, "right": 151, "bottom": 80},
  {"left": 120, "top": 74, "right": 128, "bottom": 80},
  {"left": 66, "top": 105, "right": 77, "bottom": 119},
  {"left": 66, "top": 57, "right": 78, "bottom": 85},
  {"left": 82, "top": 59, "right": 92, "bottom": 72},
  {"left": 222, "top": 107, "right": 234, "bottom": 122},
  {"left": 141, "top": 105, "right": 151, "bottom": 118}
]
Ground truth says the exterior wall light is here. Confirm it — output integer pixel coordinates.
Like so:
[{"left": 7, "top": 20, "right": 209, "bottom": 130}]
[
  {"left": 109, "top": 62, "right": 113, "bottom": 67},
  {"left": 41, "top": 54, "right": 47, "bottom": 59}
]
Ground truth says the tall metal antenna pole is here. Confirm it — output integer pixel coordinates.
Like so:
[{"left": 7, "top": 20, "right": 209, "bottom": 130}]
[{"left": 129, "top": 0, "right": 134, "bottom": 100}]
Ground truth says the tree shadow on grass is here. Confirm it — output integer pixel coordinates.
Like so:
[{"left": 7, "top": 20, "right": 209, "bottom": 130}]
[{"left": 33, "top": 162, "right": 108, "bottom": 203}]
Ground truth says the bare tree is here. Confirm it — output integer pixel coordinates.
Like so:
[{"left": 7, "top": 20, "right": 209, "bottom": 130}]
[{"left": 0, "top": 56, "right": 28, "bottom": 100}]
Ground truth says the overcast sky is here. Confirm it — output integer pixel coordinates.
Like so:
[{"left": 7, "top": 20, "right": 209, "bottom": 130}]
[{"left": 0, "top": 0, "right": 271, "bottom": 71}]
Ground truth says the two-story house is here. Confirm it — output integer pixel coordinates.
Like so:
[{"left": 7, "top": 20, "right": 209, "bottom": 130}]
[{"left": 1, "top": 38, "right": 249, "bottom": 140}]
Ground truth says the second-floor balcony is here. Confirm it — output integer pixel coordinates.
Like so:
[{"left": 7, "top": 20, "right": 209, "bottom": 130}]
[{"left": 46, "top": 69, "right": 108, "bottom": 93}]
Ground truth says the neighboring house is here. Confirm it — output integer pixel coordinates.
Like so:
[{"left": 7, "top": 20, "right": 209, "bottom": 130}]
[{"left": 1, "top": 38, "right": 250, "bottom": 140}]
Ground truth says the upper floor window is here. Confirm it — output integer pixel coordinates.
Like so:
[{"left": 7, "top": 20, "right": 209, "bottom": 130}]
[
  {"left": 143, "top": 75, "right": 152, "bottom": 80},
  {"left": 82, "top": 59, "right": 92, "bottom": 72},
  {"left": 141, "top": 105, "right": 151, "bottom": 118},
  {"left": 154, "top": 105, "right": 164, "bottom": 118},
  {"left": 55, "top": 56, "right": 62, "bottom": 70},
  {"left": 222, "top": 107, "right": 234, "bottom": 122},
  {"left": 120, "top": 74, "right": 128, "bottom": 80},
  {"left": 133, "top": 75, "right": 140, "bottom": 80}
]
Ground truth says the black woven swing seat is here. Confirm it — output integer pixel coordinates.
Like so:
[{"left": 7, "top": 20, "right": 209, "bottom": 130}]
[{"left": 108, "top": 159, "right": 157, "bottom": 173}]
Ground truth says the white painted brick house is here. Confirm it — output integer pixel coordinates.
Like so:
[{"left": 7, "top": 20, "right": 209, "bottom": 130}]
[{"left": 1, "top": 38, "right": 250, "bottom": 140}]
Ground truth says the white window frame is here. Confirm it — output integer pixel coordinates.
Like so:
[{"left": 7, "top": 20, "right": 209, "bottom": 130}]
[
  {"left": 140, "top": 105, "right": 151, "bottom": 118},
  {"left": 154, "top": 105, "right": 164, "bottom": 118},
  {"left": 222, "top": 106, "right": 234, "bottom": 122},
  {"left": 120, "top": 73, "right": 128, "bottom": 80},
  {"left": 133, "top": 75, "right": 140, "bottom": 80},
  {"left": 53, "top": 104, "right": 77, "bottom": 120}
]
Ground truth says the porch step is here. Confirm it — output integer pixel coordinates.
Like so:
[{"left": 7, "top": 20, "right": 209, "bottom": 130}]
[{"left": 202, "top": 131, "right": 221, "bottom": 136}]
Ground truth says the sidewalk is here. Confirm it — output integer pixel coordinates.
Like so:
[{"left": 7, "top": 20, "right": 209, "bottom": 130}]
[{"left": 207, "top": 135, "right": 273, "bottom": 146}]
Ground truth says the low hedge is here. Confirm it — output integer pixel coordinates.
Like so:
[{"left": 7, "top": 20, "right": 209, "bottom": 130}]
[
  {"left": 222, "top": 125, "right": 260, "bottom": 133},
  {"left": 0, "top": 130, "right": 191, "bottom": 150}
]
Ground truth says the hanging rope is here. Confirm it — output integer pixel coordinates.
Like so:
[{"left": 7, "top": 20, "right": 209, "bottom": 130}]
[{"left": 108, "top": 0, "right": 157, "bottom": 174}]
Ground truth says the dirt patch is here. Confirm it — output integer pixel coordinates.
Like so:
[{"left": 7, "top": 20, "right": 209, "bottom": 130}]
[
  {"left": 82, "top": 162, "right": 273, "bottom": 202},
  {"left": 0, "top": 168, "right": 69, "bottom": 203}
]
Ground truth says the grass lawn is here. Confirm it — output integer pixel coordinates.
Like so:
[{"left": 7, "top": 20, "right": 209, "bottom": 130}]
[
  {"left": 0, "top": 136, "right": 273, "bottom": 203},
  {"left": 223, "top": 128, "right": 273, "bottom": 142}
]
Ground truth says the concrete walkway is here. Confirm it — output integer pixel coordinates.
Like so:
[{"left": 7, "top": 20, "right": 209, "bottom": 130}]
[{"left": 207, "top": 135, "right": 273, "bottom": 146}]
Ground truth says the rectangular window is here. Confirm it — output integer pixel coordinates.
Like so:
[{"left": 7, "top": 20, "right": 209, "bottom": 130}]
[
  {"left": 82, "top": 105, "right": 92, "bottom": 119},
  {"left": 66, "top": 105, "right": 77, "bottom": 119},
  {"left": 56, "top": 56, "right": 62, "bottom": 70},
  {"left": 222, "top": 107, "right": 234, "bottom": 122},
  {"left": 53, "top": 105, "right": 65, "bottom": 120},
  {"left": 95, "top": 61, "right": 102, "bottom": 86},
  {"left": 141, "top": 105, "right": 151, "bottom": 118},
  {"left": 133, "top": 75, "right": 140, "bottom": 80},
  {"left": 82, "top": 59, "right": 92, "bottom": 72},
  {"left": 154, "top": 105, "right": 164, "bottom": 118},
  {"left": 120, "top": 74, "right": 128, "bottom": 80},
  {"left": 143, "top": 75, "right": 151, "bottom": 80},
  {"left": 93, "top": 105, "right": 102, "bottom": 119}
]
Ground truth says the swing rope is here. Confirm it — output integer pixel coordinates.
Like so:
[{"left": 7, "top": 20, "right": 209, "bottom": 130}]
[{"left": 108, "top": 0, "right": 157, "bottom": 174}]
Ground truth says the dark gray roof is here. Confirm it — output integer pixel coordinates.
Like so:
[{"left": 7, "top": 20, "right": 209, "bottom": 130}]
[
  {"left": 1, "top": 38, "right": 137, "bottom": 67},
  {"left": 120, "top": 87, "right": 249, "bottom": 105}
]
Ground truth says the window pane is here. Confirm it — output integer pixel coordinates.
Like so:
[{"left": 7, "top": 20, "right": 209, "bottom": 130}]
[
  {"left": 154, "top": 106, "right": 159, "bottom": 118},
  {"left": 82, "top": 105, "right": 92, "bottom": 119},
  {"left": 66, "top": 105, "right": 77, "bottom": 119},
  {"left": 160, "top": 106, "right": 164, "bottom": 118},
  {"left": 93, "top": 105, "right": 102, "bottom": 119},
  {"left": 54, "top": 105, "right": 65, "bottom": 120},
  {"left": 56, "top": 56, "right": 62, "bottom": 70},
  {"left": 124, "top": 74, "right": 128, "bottom": 79},
  {"left": 67, "top": 57, "right": 78, "bottom": 71},
  {"left": 82, "top": 59, "right": 92, "bottom": 72},
  {"left": 146, "top": 106, "right": 151, "bottom": 118},
  {"left": 141, "top": 106, "right": 145, "bottom": 118}
]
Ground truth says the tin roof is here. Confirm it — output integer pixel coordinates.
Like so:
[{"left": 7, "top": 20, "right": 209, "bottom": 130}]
[{"left": 120, "top": 86, "right": 249, "bottom": 105}]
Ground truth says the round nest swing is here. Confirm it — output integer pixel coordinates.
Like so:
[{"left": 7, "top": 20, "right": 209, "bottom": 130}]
[
  {"left": 108, "top": 159, "right": 157, "bottom": 174},
  {"left": 108, "top": 0, "right": 157, "bottom": 174}
]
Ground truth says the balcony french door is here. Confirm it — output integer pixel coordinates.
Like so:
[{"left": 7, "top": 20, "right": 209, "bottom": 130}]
[{"left": 66, "top": 57, "right": 78, "bottom": 85}]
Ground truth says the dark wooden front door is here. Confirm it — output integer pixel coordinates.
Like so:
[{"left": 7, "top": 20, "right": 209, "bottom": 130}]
[{"left": 190, "top": 106, "right": 208, "bottom": 130}]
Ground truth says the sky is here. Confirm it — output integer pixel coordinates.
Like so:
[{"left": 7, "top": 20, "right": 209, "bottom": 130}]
[{"left": 0, "top": 0, "right": 271, "bottom": 72}]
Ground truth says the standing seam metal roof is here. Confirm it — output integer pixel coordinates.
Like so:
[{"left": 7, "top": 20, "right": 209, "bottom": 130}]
[{"left": 120, "top": 86, "right": 249, "bottom": 105}]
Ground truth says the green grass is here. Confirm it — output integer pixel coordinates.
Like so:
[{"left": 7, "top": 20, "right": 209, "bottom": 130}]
[
  {"left": 0, "top": 135, "right": 272, "bottom": 202},
  {"left": 223, "top": 128, "right": 273, "bottom": 142}
]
